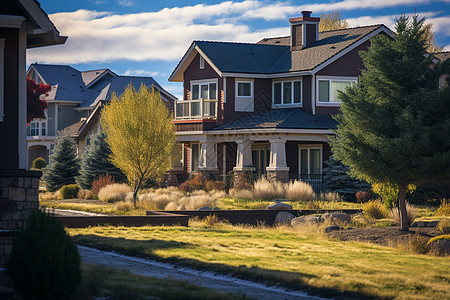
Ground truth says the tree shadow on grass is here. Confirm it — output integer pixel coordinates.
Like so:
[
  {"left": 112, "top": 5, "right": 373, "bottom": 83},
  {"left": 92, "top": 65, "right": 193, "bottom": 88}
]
[{"left": 73, "top": 234, "right": 383, "bottom": 300}]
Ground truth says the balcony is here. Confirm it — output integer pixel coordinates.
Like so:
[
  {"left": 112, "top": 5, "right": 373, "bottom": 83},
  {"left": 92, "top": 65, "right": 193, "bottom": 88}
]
[{"left": 175, "top": 99, "right": 218, "bottom": 120}]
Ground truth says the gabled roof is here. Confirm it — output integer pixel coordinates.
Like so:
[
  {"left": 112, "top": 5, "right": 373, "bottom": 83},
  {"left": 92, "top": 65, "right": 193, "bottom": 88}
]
[
  {"left": 213, "top": 108, "right": 337, "bottom": 131},
  {"left": 28, "top": 63, "right": 176, "bottom": 109},
  {"left": 169, "top": 24, "right": 393, "bottom": 81},
  {"left": 433, "top": 51, "right": 450, "bottom": 62}
]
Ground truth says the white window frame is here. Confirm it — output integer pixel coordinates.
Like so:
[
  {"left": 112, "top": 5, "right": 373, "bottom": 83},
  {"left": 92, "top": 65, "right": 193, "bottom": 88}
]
[
  {"left": 272, "top": 79, "right": 302, "bottom": 108},
  {"left": 236, "top": 80, "right": 253, "bottom": 98},
  {"left": 0, "top": 39, "right": 4, "bottom": 122},
  {"left": 28, "top": 110, "right": 48, "bottom": 137},
  {"left": 298, "top": 144, "right": 322, "bottom": 179},
  {"left": 190, "top": 79, "right": 218, "bottom": 100},
  {"left": 316, "top": 76, "right": 357, "bottom": 107},
  {"left": 199, "top": 56, "right": 205, "bottom": 69}
]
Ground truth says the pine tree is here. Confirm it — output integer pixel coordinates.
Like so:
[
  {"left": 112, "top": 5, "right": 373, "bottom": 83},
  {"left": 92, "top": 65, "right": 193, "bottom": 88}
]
[
  {"left": 42, "top": 133, "right": 80, "bottom": 192},
  {"left": 76, "top": 127, "right": 126, "bottom": 189},
  {"left": 323, "top": 156, "right": 370, "bottom": 200},
  {"left": 332, "top": 14, "right": 450, "bottom": 230}
]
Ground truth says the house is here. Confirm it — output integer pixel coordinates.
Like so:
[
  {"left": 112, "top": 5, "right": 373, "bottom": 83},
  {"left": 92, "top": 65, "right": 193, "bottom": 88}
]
[
  {"left": 26, "top": 64, "right": 177, "bottom": 167},
  {"left": 0, "top": 0, "right": 66, "bottom": 265},
  {"left": 168, "top": 11, "right": 394, "bottom": 186}
]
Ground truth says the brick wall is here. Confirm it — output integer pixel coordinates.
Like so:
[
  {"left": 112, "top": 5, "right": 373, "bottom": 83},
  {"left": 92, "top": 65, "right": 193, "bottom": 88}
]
[{"left": 0, "top": 170, "right": 41, "bottom": 266}]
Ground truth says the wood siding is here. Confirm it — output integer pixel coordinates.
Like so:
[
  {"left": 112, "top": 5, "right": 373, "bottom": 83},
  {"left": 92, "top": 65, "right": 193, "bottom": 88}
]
[{"left": 0, "top": 28, "right": 19, "bottom": 169}]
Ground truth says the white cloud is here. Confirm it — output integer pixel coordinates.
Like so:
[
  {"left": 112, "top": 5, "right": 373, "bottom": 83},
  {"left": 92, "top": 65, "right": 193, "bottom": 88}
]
[
  {"left": 444, "top": 44, "right": 450, "bottom": 51},
  {"left": 123, "top": 69, "right": 159, "bottom": 77},
  {"left": 118, "top": 0, "right": 135, "bottom": 7},
  {"left": 26, "top": 1, "right": 450, "bottom": 66}
]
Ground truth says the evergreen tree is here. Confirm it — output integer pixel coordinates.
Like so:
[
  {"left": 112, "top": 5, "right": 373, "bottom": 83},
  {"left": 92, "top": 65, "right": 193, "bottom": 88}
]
[
  {"left": 323, "top": 156, "right": 370, "bottom": 200},
  {"left": 76, "top": 127, "right": 126, "bottom": 189},
  {"left": 332, "top": 14, "right": 450, "bottom": 230},
  {"left": 42, "top": 133, "right": 80, "bottom": 192}
]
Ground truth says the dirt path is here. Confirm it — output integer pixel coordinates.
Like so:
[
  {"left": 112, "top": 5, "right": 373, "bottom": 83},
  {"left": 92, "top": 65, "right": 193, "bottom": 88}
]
[
  {"left": 78, "top": 245, "right": 325, "bottom": 300},
  {"left": 45, "top": 208, "right": 106, "bottom": 217}
]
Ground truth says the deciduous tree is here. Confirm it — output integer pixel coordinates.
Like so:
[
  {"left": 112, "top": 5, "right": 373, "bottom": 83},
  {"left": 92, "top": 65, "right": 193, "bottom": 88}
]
[
  {"left": 331, "top": 14, "right": 450, "bottom": 231},
  {"left": 319, "top": 11, "right": 348, "bottom": 32},
  {"left": 27, "top": 78, "right": 50, "bottom": 125},
  {"left": 100, "top": 84, "right": 176, "bottom": 207}
]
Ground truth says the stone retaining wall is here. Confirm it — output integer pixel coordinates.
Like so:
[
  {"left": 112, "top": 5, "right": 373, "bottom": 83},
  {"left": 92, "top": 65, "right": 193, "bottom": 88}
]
[{"left": 0, "top": 170, "right": 41, "bottom": 266}]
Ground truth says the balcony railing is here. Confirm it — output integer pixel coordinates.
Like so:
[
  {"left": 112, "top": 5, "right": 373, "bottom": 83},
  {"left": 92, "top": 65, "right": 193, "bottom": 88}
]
[{"left": 175, "top": 99, "right": 218, "bottom": 120}]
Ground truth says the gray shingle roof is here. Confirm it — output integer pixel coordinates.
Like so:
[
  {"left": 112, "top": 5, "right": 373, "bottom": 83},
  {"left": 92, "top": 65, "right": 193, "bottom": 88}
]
[
  {"left": 195, "top": 25, "right": 384, "bottom": 74},
  {"left": 434, "top": 51, "right": 450, "bottom": 62},
  {"left": 213, "top": 109, "right": 337, "bottom": 131}
]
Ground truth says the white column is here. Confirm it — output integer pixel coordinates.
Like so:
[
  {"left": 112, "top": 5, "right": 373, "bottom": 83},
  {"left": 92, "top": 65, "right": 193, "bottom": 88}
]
[
  {"left": 234, "top": 139, "right": 253, "bottom": 171},
  {"left": 199, "top": 142, "right": 217, "bottom": 170},
  {"left": 266, "top": 139, "right": 289, "bottom": 171},
  {"left": 18, "top": 22, "right": 27, "bottom": 169}
]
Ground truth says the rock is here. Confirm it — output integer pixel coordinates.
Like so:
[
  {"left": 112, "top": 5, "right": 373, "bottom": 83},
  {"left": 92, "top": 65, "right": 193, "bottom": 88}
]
[
  {"left": 266, "top": 203, "right": 292, "bottom": 210},
  {"left": 321, "top": 212, "right": 351, "bottom": 224},
  {"left": 428, "top": 238, "right": 450, "bottom": 256},
  {"left": 212, "top": 207, "right": 221, "bottom": 210},
  {"left": 412, "top": 220, "right": 439, "bottom": 228},
  {"left": 197, "top": 207, "right": 212, "bottom": 211},
  {"left": 324, "top": 225, "right": 341, "bottom": 233},
  {"left": 291, "top": 215, "right": 321, "bottom": 226},
  {"left": 273, "top": 212, "right": 295, "bottom": 226}
]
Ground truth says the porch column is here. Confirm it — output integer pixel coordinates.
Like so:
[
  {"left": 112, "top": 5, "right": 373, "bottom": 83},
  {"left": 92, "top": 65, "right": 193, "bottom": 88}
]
[
  {"left": 233, "top": 139, "right": 253, "bottom": 171},
  {"left": 266, "top": 139, "right": 289, "bottom": 182},
  {"left": 198, "top": 142, "right": 219, "bottom": 180}
]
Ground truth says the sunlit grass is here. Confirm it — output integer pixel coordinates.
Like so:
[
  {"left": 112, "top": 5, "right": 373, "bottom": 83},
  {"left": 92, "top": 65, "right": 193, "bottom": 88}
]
[{"left": 69, "top": 222, "right": 450, "bottom": 299}]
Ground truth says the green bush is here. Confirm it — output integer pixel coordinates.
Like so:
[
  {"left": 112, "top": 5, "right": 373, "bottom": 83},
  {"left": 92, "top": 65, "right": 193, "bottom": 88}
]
[
  {"left": 31, "top": 157, "right": 47, "bottom": 170},
  {"left": 6, "top": 210, "right": 81, "bottom": 300},
  {"left": 60, "top": 184, "right": 80, "bottom": 199},
  {"left": 363, "top": 200, "right": 388, "bottom": 219}
]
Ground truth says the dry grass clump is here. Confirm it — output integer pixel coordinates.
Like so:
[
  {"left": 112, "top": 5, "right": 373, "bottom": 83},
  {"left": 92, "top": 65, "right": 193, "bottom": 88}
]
[
  {"left": 138, "top": 193, "right": 172, "bottom": 210},
  {"left": 389, "top": 202, "right": 418, "bottom": 227},
  {"left": 228, "top": 188, "right": 253, "bottom": 200},
  {"left": 39, "top": 191, "right": 60, "bottom": 201},
  {"left": 317, "top": 191, "right": 342, "bottom": 202},
  {"left": 252, "top": 178, "right": 285, "bottom": 201},
  {"left": 285, "top": 181, "right": 315, "bottom": 202},
  {"left": 363, "top": 200, "right": 388, "bottom": 220},
  {"left": 98, "top": 184, "right": 131, "bottom": 203},
  {"left": 306, "top": 200, "right": 322, "bottom": 209},
  {"left": 179, "top": 195, "right": 216, "bottom": 210},
  {"left": 437, "top": 218, "right": 450, "bottom": 234},
  {"left": 77, "top": 189, "right": 93, "bottom": 200},
  {"left": 114, "top": 201, "right": 134, "bottom": 211},
  {"left": 435, "top": 199, "right": 450, "bottom": 216}
]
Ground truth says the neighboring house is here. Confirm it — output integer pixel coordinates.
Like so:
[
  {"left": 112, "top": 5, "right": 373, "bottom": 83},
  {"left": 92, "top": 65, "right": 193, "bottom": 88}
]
[
  {"left": 168, "top": 11, "right": 395, "bottom": 185},
  {"left": 0, "top": 0, "right": 66, "bottom": 265},
  {"left": 26, "top": 64, "right": 177, "bottom": 168},
  {"left": 433, "top": 51, "right": 450, "bottom": 89}
]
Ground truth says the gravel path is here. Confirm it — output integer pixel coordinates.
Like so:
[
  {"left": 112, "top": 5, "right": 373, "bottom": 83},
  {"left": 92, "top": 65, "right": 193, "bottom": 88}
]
[
  {"left": 78, "top": 245, "right": 325, "bottom": 300},
  {"left": 45, "top": 208, "right": 106, "bottom": 217}
]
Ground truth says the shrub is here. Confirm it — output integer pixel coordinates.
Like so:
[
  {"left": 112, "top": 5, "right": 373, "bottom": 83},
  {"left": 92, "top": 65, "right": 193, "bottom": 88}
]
[
  {"left": 115, "top": 201, "right": 134, "bottom": 211},
  {"left": 78, "top": 189, "right": 93, "bottom": 200},
  {"left": 437, "top": 218, "right": 450, "bottom": 234},
  {"left": 409, "top": 233, "right": 429, "bottom": 254},
  {"left": 203, "top": 214, "right": 220, "bottom": 226},
  {"left": 6, "top": 210, "right": 81, "bottom": 300},
  {"left": 252, "top": 178, "right": 285, "bottom": 201},
  {"left": 363, "top": 200, "right": 388, "bottom": 219},
  {"left": 356, "top": 189, "right": 374, "bottom": 203},
  {"left": 39, "top": 191, "right": 60, "bottom": 201},
  {"left": 179, "top": 173, "right": 206, "bottom": 193},
  {"left": 229, "top": 188, "right": 253, "bottom": 200},
  {"left": 205, "top": 180, "right": 225, "bottom": 191},
  {"left": 31, "top": 157, "right": 47, "bottom": 170},
  {"left": 435, "top": 199, "right": 450, "bottom": 216},
  {"left": 285, "top": 180, "right": 315, "bottom": 202},
  {"left": 59, "top": 184, "right": 80, "bottom": 199},
  {"left": 139, "top": 193, "right": 172, "bottom": 210},
  {"left": 91, "top": 174, "right": 115, "bottom": 197},
  {"left": 317, "top": 191, "right": 342, "bottom": 202},
  {"left": 98, "top": 183, "right": 131, "bottom": 203},
  {"left": 389, "top": 202, "right": 418, "bottom": 227}
]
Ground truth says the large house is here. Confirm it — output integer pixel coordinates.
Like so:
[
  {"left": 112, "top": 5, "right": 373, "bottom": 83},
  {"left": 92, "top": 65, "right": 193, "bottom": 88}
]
[
  {"left": 26, "top": 64, "right": 177, "bottom": 168},
  {"left": 168, "top": 11, "right": 395, "bottom": 185}
]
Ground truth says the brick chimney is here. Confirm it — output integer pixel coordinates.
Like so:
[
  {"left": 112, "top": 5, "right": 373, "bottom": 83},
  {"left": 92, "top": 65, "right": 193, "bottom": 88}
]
[{"left": 289, "top": 11, "right": 320, "bottom": 50}]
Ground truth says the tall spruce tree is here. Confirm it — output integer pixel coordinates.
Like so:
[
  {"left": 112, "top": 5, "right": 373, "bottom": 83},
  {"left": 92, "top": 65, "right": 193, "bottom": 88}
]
[
  {"left": 323, "top": 156, "right": 370, "bottom": 200},
  {"left": 42, "top": 133, "right": 80, "bottom": 192},
  {"left": 76, "top": 127, "right": 126, "bottom": 189},
  {"left": 332, "top": 15, "right": 450, "bottom": 230}
]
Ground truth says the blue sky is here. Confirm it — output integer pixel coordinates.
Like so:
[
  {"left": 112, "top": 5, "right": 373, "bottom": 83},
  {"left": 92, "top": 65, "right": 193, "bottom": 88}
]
[{"left": 29, "top": 0, "right": 450, "bottom": 99}]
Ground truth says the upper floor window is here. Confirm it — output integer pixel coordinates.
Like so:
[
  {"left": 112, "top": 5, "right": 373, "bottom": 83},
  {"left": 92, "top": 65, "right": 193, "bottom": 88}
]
[
  {"left": 236, "top": 81, "right": 253, "bottom": 97},
  {"left": 199, "top": 56, "right": 205, "bottom": 69},
  {"left": 28, "top": 110, "right": 48, "bottom": 136},
  {"left": 30, "top": 122, "right": 39, "bottom": 136},
  {"left": 317, "top": 76, "right": 357, "bottom": 105},
  {"left": 273, "top": 80, "right": 302, "bottom": 106},
  {"left": 191, "top": 80, "right": 217, "bottom": 100}
]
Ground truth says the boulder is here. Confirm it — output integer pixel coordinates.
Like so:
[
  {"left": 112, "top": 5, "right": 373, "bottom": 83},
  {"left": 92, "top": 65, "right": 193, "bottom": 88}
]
[
  {"left": 428, "top": 238, "right": 450, "bottom": 256},
  {"left": 273, "top": 211, "right": 295, "bottom": 226},
  {"left": 291, "top": 215, "right": 321, "bottom": 227},
  {"left": 197, "top": 207, "right": 212, "bottom": 211},
  {"left": 321, "top": 212, "right": 351, "bottom": 224},
  {"left": 212, "top": 207, "right": 221, "bottom": 210},
  {"left": 266, "top": 203, "right": 292, "bottom": 210},
  {"left": 324, "top": 225, "right": 341, "bottom": 233}
]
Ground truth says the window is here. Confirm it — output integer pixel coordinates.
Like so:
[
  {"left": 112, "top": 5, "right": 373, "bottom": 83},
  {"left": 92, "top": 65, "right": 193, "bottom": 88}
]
[
  {"left": 317, "top": 77, "right": 357, "bottom": 103},
  {"left": 41, "top": 122, "right": 46, "bottom": 136},
  {"left": 237, "top": 81, "right": 252, "bottom": 97},
  {"left": 191, "top": 82, "right": 217, "bottom": 100},
  {"left": 191, "top": 143, "right": 199, "bottom": 172},
  {"left": 273, "top": 80, "right": 302, "bottom": 106},
  {"left": 30, "top": 122, "right": 39, "bottom": 136},
  {"left": 299, "top": 146, "right": 322, "bottom": 180},
  {"left": 199, "top": 56, "right": 205, "bottom": 69}
]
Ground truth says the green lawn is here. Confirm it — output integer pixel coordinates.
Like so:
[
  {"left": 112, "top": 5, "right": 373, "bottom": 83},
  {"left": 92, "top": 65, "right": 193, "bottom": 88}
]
[{"left": 69, "top": 222, "right": 449, "bottom": 299}]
